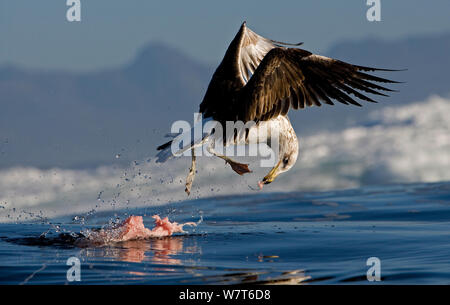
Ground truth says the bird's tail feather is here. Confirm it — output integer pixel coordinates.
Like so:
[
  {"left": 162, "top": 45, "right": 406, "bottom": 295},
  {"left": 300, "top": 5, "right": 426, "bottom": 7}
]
[
  {"left": 155, "top": 135, "right": 210, "bottom": 163},
  {"left": 155, "top": 144, "right": 175, "bottom": 163},
  {"left": 157, "top": 140, "right": 173, "bottom": 151},
  {"left": 156, "top": 117, "right": 214, "bottom": 163}
]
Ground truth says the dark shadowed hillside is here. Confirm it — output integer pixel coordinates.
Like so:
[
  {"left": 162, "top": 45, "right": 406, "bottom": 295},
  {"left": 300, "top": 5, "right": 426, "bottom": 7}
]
[{"left": 0, "top": 33, "right": 449, "bottom": 169}]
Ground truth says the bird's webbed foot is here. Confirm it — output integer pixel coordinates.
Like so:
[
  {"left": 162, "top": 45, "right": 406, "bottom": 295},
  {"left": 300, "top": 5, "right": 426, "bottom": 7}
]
[{"left": 225, "top": 159, "right": 252, "bottom": 176}]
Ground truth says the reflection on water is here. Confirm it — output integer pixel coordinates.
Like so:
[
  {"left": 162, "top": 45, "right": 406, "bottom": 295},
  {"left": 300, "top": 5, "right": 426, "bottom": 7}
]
[{"left": 80, "top": 236, "right": 197, "bottom": 265}]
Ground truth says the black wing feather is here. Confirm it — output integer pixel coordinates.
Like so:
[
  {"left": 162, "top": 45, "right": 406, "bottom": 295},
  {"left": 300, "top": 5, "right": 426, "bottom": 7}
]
[{"left": 238, "top": 48, "right": 401, "bottom": 122}]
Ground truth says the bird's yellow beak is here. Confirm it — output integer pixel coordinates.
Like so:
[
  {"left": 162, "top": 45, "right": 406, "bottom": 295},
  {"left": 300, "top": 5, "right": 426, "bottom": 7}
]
[{"left": 261, "top": 159, "right": 282, "bottom": 185}]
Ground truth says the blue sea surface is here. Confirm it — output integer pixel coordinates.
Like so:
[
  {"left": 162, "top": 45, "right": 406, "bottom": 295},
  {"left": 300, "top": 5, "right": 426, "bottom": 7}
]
[{"left": 0, "top": 182, "right": 449, "bottom": 284}]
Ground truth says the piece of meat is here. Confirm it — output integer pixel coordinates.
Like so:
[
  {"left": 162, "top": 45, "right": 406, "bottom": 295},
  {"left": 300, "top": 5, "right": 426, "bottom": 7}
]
[
  {"left": 77, "top": 215, "right": 197, "bottom": 246},
  {"left": 119, "top": 216, "right": 153, "bottom": 240},
  {"left": 258, "top": 181, "right": 264, "bottom": 190}
]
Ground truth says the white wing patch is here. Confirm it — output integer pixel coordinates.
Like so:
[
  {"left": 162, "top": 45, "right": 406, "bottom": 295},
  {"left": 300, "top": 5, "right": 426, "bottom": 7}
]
[{"left": 238, "top": 26, "right": 276, "bottom": 83}]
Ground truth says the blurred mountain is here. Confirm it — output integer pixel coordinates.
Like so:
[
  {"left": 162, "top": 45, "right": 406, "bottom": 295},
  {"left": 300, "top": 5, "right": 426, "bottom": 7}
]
[
  {"left": 0, "top": 43, "right": 212, "bottom": 168},
  {"left": 0, "top": 33, "right": 449, "bottom": 169}
]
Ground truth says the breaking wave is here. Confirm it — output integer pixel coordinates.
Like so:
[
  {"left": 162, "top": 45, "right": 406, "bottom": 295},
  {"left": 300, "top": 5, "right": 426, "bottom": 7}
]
[
  {"left": 0, "top": 95, "right": 449, "bottom": 221},
  {"left": 294, "top": 95, "right": 450, "bottom": 189}
]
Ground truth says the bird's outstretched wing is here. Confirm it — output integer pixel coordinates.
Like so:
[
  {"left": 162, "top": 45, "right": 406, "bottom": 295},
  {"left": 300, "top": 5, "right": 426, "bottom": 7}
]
[
  {"left": 199, "top": 22, "right": 302, "bottom": 121},
  {"left": 238, "top": 47, "right": 400, "bottom": 122},
  {"left": 236, "top": 22, "right": 302, "bottom": 84}
]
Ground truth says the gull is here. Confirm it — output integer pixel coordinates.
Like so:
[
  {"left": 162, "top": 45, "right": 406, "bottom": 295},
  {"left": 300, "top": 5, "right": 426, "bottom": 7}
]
[{"left": 156, "top": 22, "right": 400, "bottom": 194}]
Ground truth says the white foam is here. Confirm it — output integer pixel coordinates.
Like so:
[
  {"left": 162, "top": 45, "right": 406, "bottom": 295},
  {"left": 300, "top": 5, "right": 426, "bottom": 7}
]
[
  {"left": 296, "top": 95, "right": 450, "bottom": 186},
  {"left": 1, "top": 95, "right": 449, "bottom": 221}
]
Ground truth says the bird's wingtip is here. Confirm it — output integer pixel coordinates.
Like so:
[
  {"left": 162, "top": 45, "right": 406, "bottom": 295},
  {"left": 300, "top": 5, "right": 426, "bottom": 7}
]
[{"left": 271, "top": 39, "right": 304, "bottom": 47}]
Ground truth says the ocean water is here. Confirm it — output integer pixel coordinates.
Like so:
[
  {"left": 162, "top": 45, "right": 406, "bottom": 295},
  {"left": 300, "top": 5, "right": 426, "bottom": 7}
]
[
  {"left": 0, "top": 95, "right": 449, "bottom": 284},
  {"left": 0, "top": 181, "right": 449, "bottom": 284},
  {"left": 1, "top": 95, "right": 450, "bottom": 222}
]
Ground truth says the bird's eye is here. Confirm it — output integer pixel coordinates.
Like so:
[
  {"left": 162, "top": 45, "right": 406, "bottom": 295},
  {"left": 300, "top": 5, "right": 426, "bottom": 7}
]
[{"left": 283, "top": 158, "right": 289, "bottom": 165}]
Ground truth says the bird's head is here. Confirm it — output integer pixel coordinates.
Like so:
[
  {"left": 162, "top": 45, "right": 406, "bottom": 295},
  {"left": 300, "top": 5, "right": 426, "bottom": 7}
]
[{"left": 258, "top": 137, "right": 299, "bottom": 189}]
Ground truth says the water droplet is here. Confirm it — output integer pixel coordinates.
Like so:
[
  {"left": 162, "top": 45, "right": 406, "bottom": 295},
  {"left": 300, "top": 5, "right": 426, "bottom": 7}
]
[{"left": 97, "top": 191, "right": 104, "bottom": 201}]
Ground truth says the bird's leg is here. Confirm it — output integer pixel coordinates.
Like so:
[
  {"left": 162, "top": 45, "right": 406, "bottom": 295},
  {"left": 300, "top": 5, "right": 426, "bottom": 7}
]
[
  {"left": 185, "top": 149, "right": 196, "bottom": 195},
  {"left": 207, "top": 147, "right": 252, "bottom": 176}
]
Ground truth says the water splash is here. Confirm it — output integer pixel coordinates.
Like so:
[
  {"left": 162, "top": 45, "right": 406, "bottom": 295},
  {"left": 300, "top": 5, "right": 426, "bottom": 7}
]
[{"left": 77, "top": 215, "right": 198, "bottom": 246}]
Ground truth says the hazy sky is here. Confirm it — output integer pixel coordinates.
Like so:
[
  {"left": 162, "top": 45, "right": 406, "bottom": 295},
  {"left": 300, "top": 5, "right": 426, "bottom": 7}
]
[{"left": 2, "top": 0, "right": 450, "bottom": 71}]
